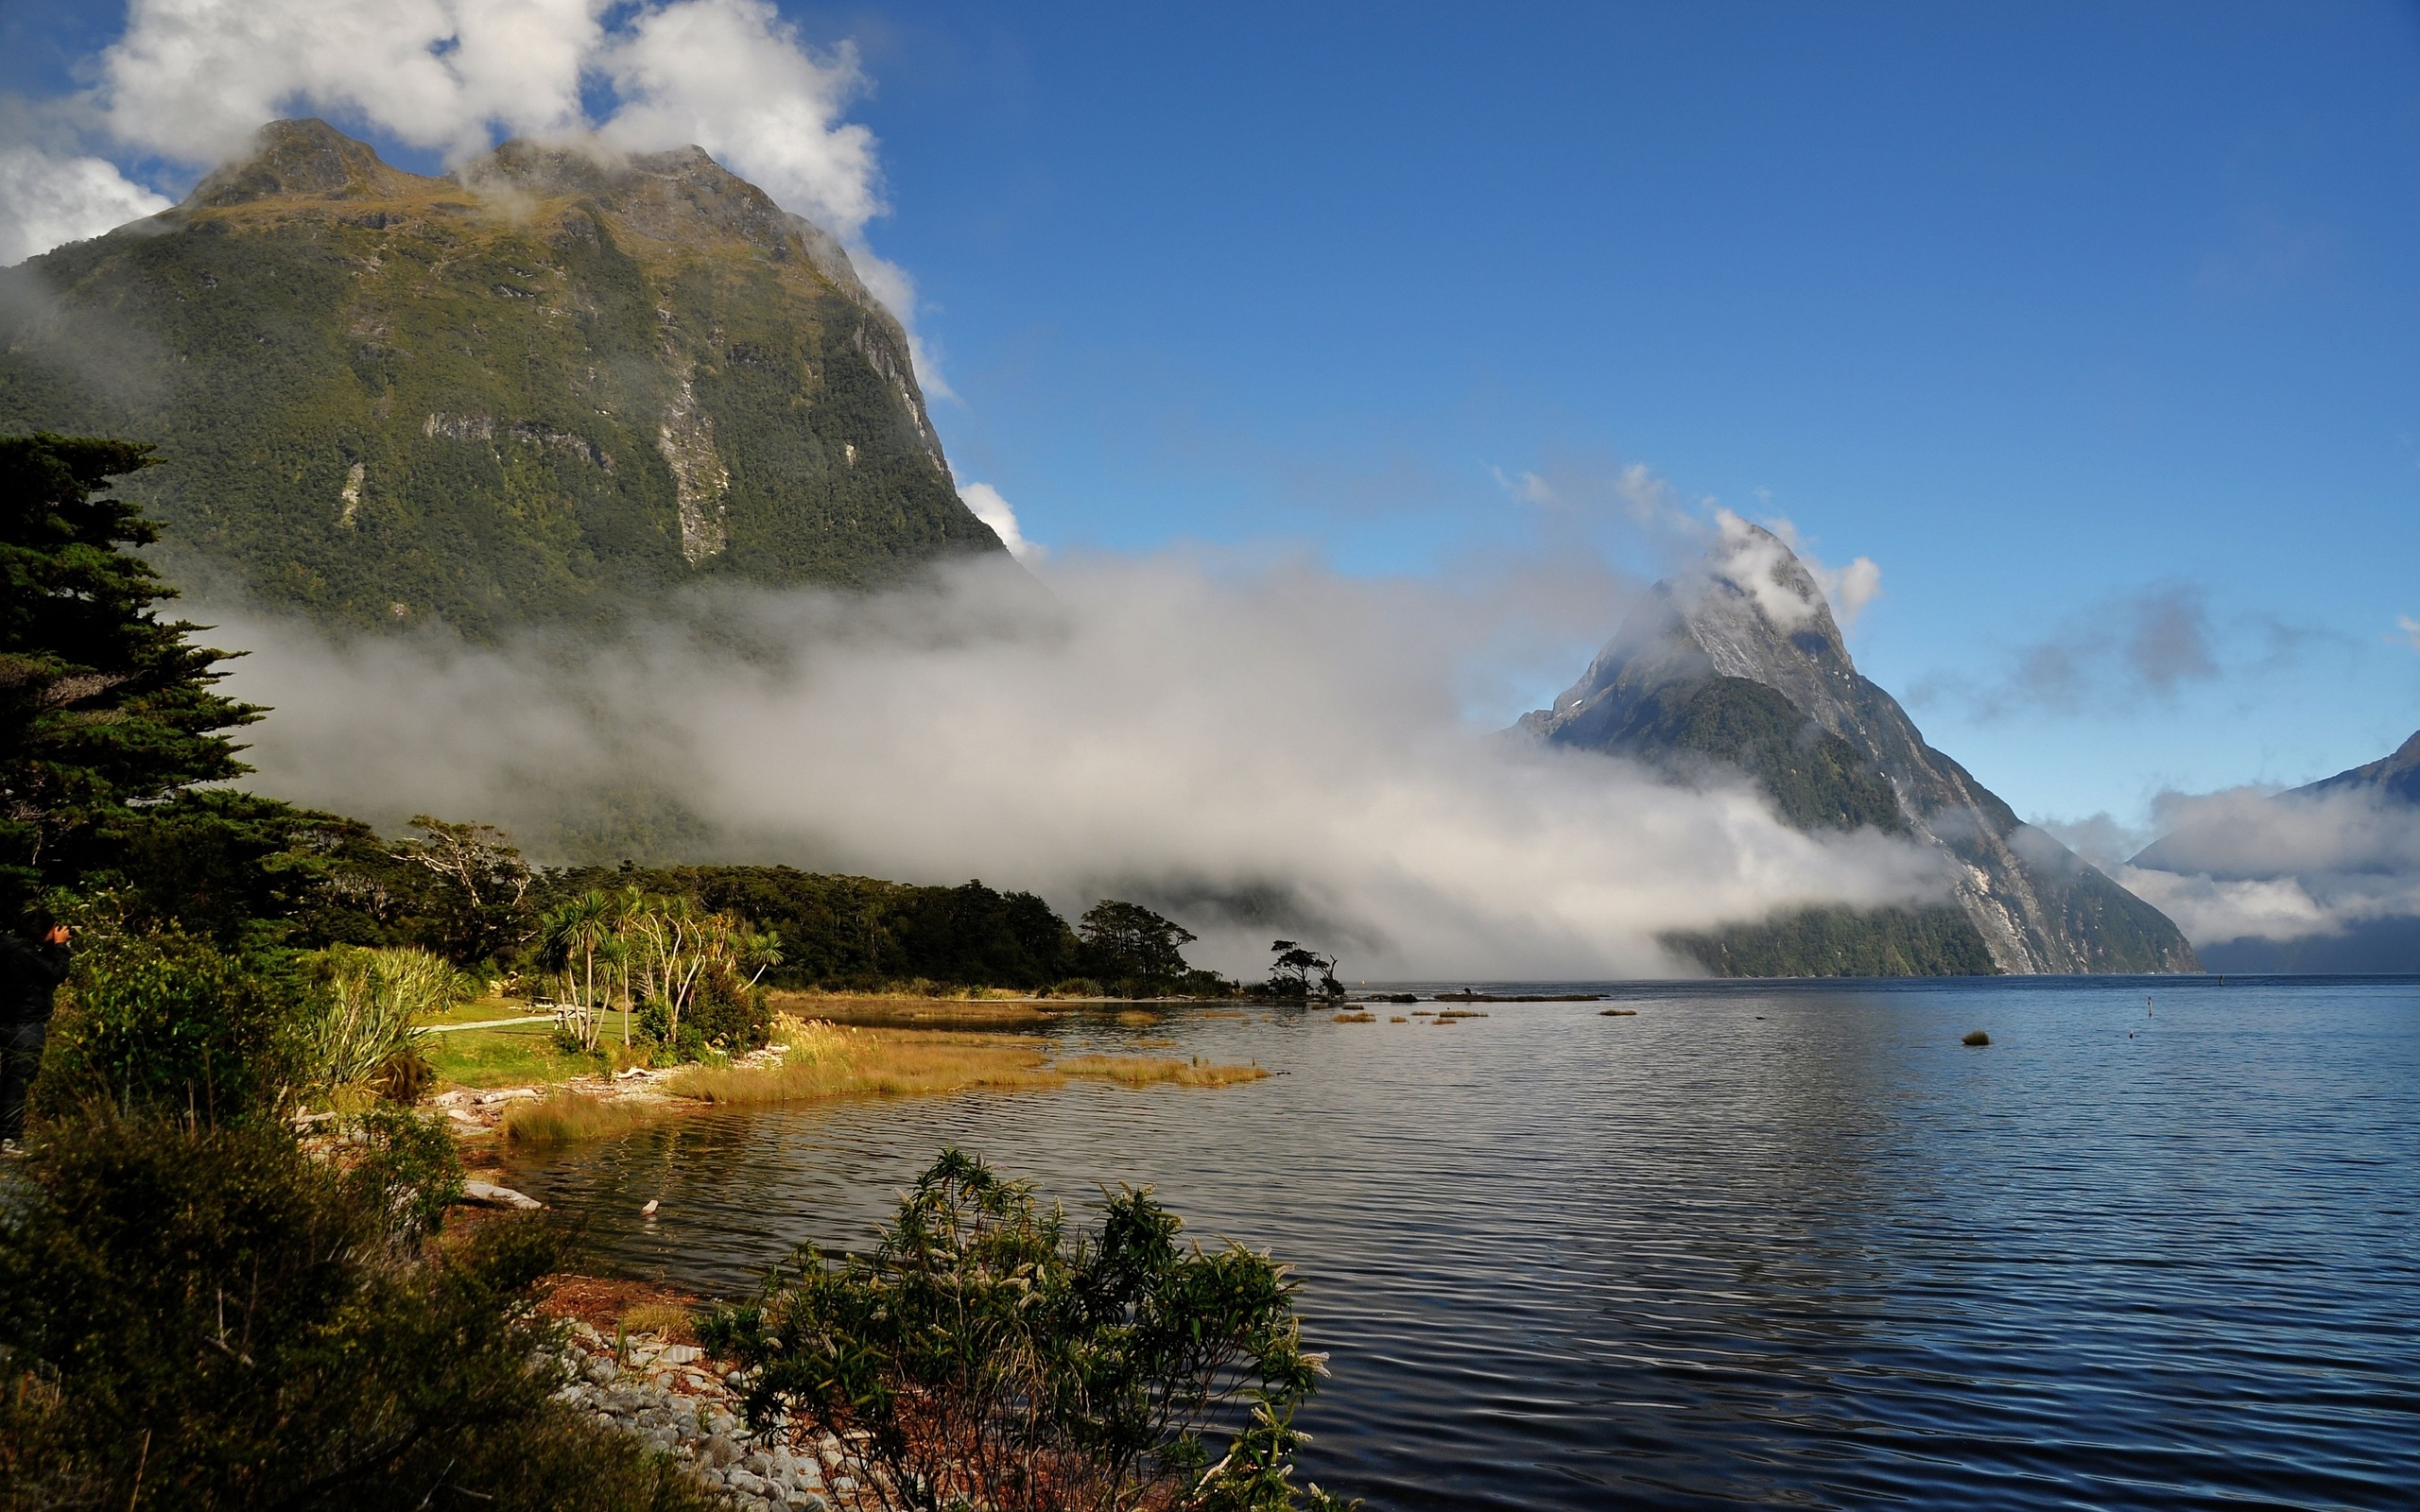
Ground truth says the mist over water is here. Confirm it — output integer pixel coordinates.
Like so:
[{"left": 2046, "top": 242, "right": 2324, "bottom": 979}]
[{"left": 208, "top": 554, "right": 1949, "bottom": 978}]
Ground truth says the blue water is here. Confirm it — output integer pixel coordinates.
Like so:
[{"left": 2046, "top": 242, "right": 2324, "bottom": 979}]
[{"left": 497, "top": 977, "right": 2420, "bottom": 1510}]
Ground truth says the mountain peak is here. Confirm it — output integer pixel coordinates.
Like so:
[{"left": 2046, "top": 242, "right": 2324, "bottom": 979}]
[
  {"left": 5, "top": 116, "right": 998, "bottom": 638},
  {"left": 183, "top": 117, "right": 417, "bottom": 208},
  {"left": 1521, "top": 526, "right": 2199, "bottom": 975}
]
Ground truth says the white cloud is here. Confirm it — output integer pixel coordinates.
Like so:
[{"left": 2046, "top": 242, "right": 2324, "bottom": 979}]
[
  {"left": 2116, "top": 783, "right": 2420, "bottom": 944},
  {"left": 209, "top": 555, "right": 1952, "bottom": 979},
  {"left": 2398, "top": 613, "right": 2420, "bottom": 652},
  {"left": 1754, "top": 512, "right": 1881, "bottom": 628},
  {"left": 97, "top": 0, "right": 601, "bottom": 166},
  {"left": 45, "top": 0, "right": 948, "bottom": 389},
  {"left": 0, "top": 146, "right": 173, "bottom": 266},
  {"left": 596, "top": 0, "right": 875, "bottom": 240},
  {"left": 957, "top": 482, "right": 1043, "bottom": 563}
]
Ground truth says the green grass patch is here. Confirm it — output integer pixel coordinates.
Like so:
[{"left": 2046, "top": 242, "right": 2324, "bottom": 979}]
[{"left": 421, "top": 1024, "right": 605, "bottom": 1089}]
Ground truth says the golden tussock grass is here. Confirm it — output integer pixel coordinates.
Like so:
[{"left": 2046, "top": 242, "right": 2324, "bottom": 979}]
[
  {"left": 499, "top": 1018, "right": 1268, "bottom": 1145},
  {"left": 500, "top": 1091, "right": 666, "bottom": 1145},
  {"left": 1051, "top": 1055, "right": 1270, "bottom": 1089},
  {"left": 666, "top": 1018, "right": 1062, "bottom": 1107},
  {"left": 616, "top": 1301, "right": 697, "bottom": 1343}
]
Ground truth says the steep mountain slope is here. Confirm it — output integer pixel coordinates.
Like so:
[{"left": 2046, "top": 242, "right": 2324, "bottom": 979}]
[
  {"left": 2298, "top": 728, "right": 2420, "bottom": 806},
  {"left": 0, "top": 119, "right": 1000, "bottom": 637},
  {"left": 1521, "top": 525, "right": 2199, "bottom": 975}
]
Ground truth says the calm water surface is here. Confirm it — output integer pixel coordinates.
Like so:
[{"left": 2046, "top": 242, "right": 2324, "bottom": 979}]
[{"left": 497, "top": 977, "right": 2420, "bottom": 1510}]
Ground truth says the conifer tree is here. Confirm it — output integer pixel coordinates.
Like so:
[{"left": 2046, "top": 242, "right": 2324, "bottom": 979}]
[{"left": 0, "top": 435, "right": 259, "bottom": 921}]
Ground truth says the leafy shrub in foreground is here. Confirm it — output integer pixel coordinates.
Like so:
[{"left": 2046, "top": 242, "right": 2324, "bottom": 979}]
[
  {"left": 701, "top": 1148, "right": 1354, "bottom": 1512},
  {"left": 0, "top": 1109, "right": 707, "bottom": 1512},
  {"left": 36, "top": 924, "right": 300, "bottom": 1123}
]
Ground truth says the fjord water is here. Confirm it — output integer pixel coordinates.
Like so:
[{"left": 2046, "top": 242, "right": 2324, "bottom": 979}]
[{"left": 498, "top": 979, "right": 2420, "bottom": 1510}]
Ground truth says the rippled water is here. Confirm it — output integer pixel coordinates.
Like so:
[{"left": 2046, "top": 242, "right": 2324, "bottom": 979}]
[{"left": 497, "top": 977, "right": 2420, "bottom": 1510}]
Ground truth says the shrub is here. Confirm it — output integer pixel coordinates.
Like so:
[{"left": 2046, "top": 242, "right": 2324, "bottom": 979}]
[
  {"left": 684, "top": 965, "right": 771, "bottom": 1053},
  {"left": 702, "top": 1148, "right": 1353, "bottom": 1512},
  {"left": 300, "top": 944, "right": 475, "bottom": 1096},
  {"left": 0, "top": 1109, "right": 709, "bottom": 1512},
  {"left": 37, "top": 925, "right": 300, "bottom": 1123}
]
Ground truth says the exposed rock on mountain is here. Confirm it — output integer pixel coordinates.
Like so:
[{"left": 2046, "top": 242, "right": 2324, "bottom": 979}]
[
  {"left": 0, "top": 119, "right": 999, "bottom": 637},
  {"left": 1522, "top": 523, "right": 2200, "bottom": 975}
]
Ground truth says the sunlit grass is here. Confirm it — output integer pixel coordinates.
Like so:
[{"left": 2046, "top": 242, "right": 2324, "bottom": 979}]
[
  {"left": 499, "top": 1091, "right": 662, "bottom": 1144},
  {"left": 1051, "top": 1055, "right": 1269, "bottom": 1089},
  {"left": 667, "top": 1019, "right": 1061, "bottom": 1106},
  {"left": 423, "top": 1025, "right": 604, "bottom": 1089},
  {"left": 482, "top": 1017, "right": 1270, "bottom": 1146}
]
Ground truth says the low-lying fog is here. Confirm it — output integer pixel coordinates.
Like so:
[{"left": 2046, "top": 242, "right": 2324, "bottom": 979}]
[{"left": 206, "top": 552, "right": 1950, "bottom": 979}]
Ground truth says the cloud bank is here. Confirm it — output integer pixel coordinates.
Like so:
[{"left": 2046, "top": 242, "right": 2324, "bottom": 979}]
[
  {"left": 9, "top": 0, "right": 940, "bottom": 383},
  {"left": 206, "top": 556, "right": 1951, "bottom": 979},
  {"left": 2048, "top": 784, "right": 2420, "bottom": 947}
]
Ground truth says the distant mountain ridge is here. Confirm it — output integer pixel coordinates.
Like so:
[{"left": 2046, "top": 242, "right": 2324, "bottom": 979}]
[
  {"left": 2297, "top": 727, "right": 2420, "bottom": 806},
  {"left": 0, "top": 119, "right": 1000, "bottom": 637},
  {"left": 1523, "top": 525, "right": 2200, "bottom": 976}
]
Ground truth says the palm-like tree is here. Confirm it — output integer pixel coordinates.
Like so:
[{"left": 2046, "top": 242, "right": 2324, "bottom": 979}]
[{"left": 541, "top": 890, "right": 615, "bottom": 1050}]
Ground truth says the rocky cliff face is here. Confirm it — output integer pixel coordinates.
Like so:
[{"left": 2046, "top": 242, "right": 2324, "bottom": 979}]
[
  {"left": 0, "top": 119, "right": 998, "bottom": 637},
  {"left": 1523, "top": 524, "right": 2200, "bottom": 974}
]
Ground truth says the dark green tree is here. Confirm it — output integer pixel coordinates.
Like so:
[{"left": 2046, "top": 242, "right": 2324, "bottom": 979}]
[
  {"left": 0, "top": 435, "right": 259, "bottom": 923},
  {"left": 1265, "top": 941, "right": 1341, "bottom": 1003},
  {"left": 1077, "top": 899, "right": 1199, "bottom": 993}
]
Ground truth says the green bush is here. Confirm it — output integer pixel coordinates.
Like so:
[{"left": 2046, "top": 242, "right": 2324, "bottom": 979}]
[
  {"left": 0, "top": 1109, "right": 708, "bottom": 1512},
  {"left": 683, "top": 966, "right": 771, "bottom": 1053},
  {"left": 701, "top": 1148, "right": 1354, "bottom": 1512},
  {"left": 37, "top": 925, "right": 301, "bottom": 1124}
]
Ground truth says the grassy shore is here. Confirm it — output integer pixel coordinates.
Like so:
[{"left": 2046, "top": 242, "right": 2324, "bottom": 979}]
[{"left": 487, "top": 1017, "right": 1270, "bottom": 1145}]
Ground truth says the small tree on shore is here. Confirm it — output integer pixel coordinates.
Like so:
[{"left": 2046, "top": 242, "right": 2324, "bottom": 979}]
[
  {"left": 540, "top": 890, "right": 615, "bottom": 1052},
  {"left": 1265, "top": 941, "right": 1342, "bottom": 1004},
  {"left": 702, "top": 1149, "right": 1354, "bottom": 1512}
]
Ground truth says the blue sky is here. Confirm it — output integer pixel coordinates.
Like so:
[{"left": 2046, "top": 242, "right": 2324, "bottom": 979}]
[{"left": 14, "top": 1, "right": 2420, "bottom": 832}]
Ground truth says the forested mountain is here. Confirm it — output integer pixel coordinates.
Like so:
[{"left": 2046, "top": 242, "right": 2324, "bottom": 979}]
[
  {"left": 1521, "top": 526, "right": 2200, "bottom": 976},
  {"left": 0, "top": 119, "right": 1000, "bottom": 638}
]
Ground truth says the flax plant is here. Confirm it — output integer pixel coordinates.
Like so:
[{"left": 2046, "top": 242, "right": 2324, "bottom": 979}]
[{"left": 302, "top": 945, "right": 474, "bottom": 1094}]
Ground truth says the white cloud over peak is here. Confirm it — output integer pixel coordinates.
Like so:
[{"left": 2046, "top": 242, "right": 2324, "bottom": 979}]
[
  {"left": 958, "top": 482, "right": 1044, "bottom": 563},
  {"left": 1756, "top": 513, "right": 1882, "bottom": 628},
  {"left": 20, "top": 0, "right": 946, "bottom": 388},
  {"left": 2397, "top": 613, "right": 2420, "bottom": 651},
  {"left": 596, "top": 0, "right": 877, "bottom": 241},
  {"left": 97, "top": 0, "right": 602, "bottom": 166},
  {"left": 0, "top": 146, "right": 173, "bottom": 266}
]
